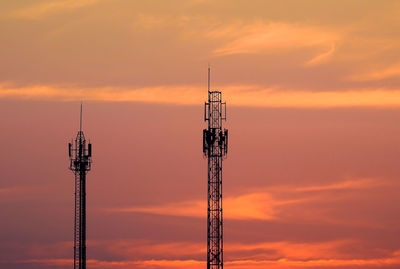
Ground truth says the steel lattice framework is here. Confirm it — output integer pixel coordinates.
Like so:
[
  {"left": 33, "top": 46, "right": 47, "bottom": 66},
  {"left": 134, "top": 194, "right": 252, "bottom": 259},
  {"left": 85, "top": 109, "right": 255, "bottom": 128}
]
[
  {"left": 203, "top": 68, "right": 228, "bottom": 269},
  {"left": 68, "top": 105, "right": 92, "bottom": 269}
]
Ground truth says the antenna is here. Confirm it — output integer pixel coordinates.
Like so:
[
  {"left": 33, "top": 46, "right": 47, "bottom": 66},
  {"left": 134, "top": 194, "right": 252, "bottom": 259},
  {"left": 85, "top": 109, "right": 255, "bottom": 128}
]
[
  {"left": 208, "top": 65, "right": 210, "bottom": 93},
  {"left": 80, "top": 102, "right": 83, "bottom": 132}
]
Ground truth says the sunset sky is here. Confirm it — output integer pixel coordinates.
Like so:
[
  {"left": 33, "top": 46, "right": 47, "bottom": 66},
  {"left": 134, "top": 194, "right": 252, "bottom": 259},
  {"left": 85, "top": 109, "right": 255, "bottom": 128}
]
[{"left": 1, "top": 1, "right": 400, "bottom": 268}]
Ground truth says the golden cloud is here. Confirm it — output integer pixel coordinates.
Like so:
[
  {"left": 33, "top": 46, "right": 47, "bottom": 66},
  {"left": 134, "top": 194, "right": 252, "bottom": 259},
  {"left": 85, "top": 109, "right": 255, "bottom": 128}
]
[
  {"left": 294, "top": 178, "right": 382, "bottom": 192},
  {"left": 18, "top": 248, "right": 400, "bottom": 269},
  {"left": 11, "top": 0, "right": 101, "bottom": 20},
  {"left": 210, "top": 22, "right": 340, "bottom": 67},
  {"left": 2, "top": 84, "right": 400, "bottom": 108},
  {"left": 107, "top": 178, "right": 385, "bottom": 228},
  {"left": 109, "top": 192, "right": 285, "bottom": 220},
  {"left": 349, "top": 63, "right": 400, "bottom": 81}
]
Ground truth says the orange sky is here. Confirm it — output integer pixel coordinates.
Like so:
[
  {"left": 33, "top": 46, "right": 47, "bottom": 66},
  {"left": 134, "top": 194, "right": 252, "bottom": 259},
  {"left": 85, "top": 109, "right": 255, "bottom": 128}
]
[{"left": 1, "top": 1, "right": 400, "bottom": 269}]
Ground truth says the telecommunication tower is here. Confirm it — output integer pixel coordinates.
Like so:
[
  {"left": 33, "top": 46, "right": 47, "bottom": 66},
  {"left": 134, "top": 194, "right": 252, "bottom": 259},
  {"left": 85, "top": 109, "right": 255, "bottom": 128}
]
[
  {"left": 203, "top": 68, "right": 228, "bottom": 269},
  {"left": 68, "top": 104, "right": 92, "bottom": 269}
]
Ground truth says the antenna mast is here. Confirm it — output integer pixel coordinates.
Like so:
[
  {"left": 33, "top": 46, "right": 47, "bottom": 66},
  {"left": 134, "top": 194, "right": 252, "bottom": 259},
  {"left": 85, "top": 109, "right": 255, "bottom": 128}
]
[
  {"left": 203, "top": 68, "right": 228, "bottom": 269},
  {"left": 208, "top": 65, "right": 211, "bottom": 93},
  {"left": 68, "top": 104, "right": 92, "bottom": 269},
  {"left": 80, "top": 103, "right": 82, "bottom": 132}
]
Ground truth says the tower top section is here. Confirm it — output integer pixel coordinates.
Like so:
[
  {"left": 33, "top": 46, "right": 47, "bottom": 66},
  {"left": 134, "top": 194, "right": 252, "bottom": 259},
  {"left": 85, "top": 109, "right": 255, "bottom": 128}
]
[
  {"left": 68, "top": 104, "right": 92, "bottom": 172},
  {"left": 204, "top": 68, "right": 227, "bottom": 127},
  {"left": 203, "top": 68, "right": 228, "bottom": 158}
]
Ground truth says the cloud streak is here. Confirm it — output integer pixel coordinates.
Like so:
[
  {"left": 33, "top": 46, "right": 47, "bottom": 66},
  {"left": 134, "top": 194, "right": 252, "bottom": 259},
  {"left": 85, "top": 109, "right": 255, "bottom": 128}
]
[
  {"left": 11, "top": 0, "right": 101, "bottom": 19},
  {"left": 211, "top": 22, "right": 340, "bottom": 66},
  {"left": 3, "top": 84, "right": 400, "bottom": 108},
  {"left": 305, "top": 44, "right": 336, "bottom": 66},
  {"left": 108, "top": 179, "right": 379, "bottom": 221},
  {"left": 109, "top": 192, "right": 293, "bottom": 220},
  {"left": 8, "top": 250, "right": 400, "bottom": 269},
  {"left": 349, "top": 63, "right": 400, "bottom": 81},
  {"left": 294, "top": 178, "right": 382, "bottom": 192}
]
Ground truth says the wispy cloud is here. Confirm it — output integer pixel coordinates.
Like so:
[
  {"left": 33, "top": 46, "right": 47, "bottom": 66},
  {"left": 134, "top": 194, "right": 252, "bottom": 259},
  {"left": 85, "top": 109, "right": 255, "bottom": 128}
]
[
  {"left": 0, "top": 186, "right": 49, "bottom": 202},
  {"left": 9, "top": 248, "right": 400, "bottom": 269},
  {"left": 11, "top": 0, "right": 101, "bottom": 20},
  {"left": 294, "top": 178, "right": 382, "bottom": 192},
  {"left": 305, "top": 44, "right": 336, "bottom": 66},
  {"left": 5, "top": 237, "right": 400, "bottom": 269},
  {"left": 349, "top": 62, "right": 400, "bottom": 81},
  {"left": 226, "top": 254, "right": 400, "bottom": 268},
  {"left": 108, "top": 179, "right": 379, "bottom": 221},
  {"left": 0, "top": 187, "right": 16, "bottom": 194},
  {"left": 4, "top": 258, "right": 203, "bottom": 269},
  {"left": 103, "top": 240, "right": 204, "bottom": 258},
  {"left": 109, "top": 192, "right": 297, "bottom": 220},
  {"left": 113, "top": 200, "right": 204, "bottom": 218},
  {"left": 3, "top": 83, "right": 400, "bottom": 108},
  {"left": 228, "top": 240, "right": 352, "bottom": 259},
  {"left": 210, "top": 22, "right": 340, "bottom": 64}
]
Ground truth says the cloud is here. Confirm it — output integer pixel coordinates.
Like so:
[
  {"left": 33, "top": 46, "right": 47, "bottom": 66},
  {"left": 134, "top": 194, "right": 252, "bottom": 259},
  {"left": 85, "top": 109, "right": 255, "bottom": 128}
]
[
  {"left": 3, "top": 83, "right": 400, "bottom": 108},
  {"left": 0, "top": 187, "right": 16, "bottom": 194},
  {"left": 8, "top": 247, "right": 400, "bottom": 269},
  {"left": 112, "top": 200, "right": 204, "bottom": 218},
  {"left": 226, "top": 239, "right": 396, "bottom": 265},
  {"left": 108, "top": 178, "right": 385, "bottom": 228},
  {"left": 210, "top": 22, "right": 339, "bottom": 64},
  {"left": 11, "top": 0, "right": 101, "bottom": 20},
  {"left": 0, "top": 84, "right": 203, "bottom": 105},
  {"left": 294, "top": 178, "right": 382, "bottom": 192},
  {"left": 5, "top": 236, "right": 400, "bottom": 269},
  {"left": 226, "top": 254, "right": 400, "bottom": 268},
  {"left": 225, "top": 87, "right": 400, "bottom": 108},
  {"left": 109, "top": 192, "right": 294, "bottom": 220},
  {"left": 108, "top": 179, "right": 377, "bottom": 220},
  {"left": 0, "top": 186, "right": 49, "bottom": 203},
  {"left": 5, "top": 258, "right": 203, "bottom": 269},
  {"left": 349, "top": 63, "right": 400, "bottom": 81},
  {"left": 101, "top": 240, "right": 204, "bottom": 259},
  {"left": 305, "top": 44, "right": 336, "bottom": 66}
]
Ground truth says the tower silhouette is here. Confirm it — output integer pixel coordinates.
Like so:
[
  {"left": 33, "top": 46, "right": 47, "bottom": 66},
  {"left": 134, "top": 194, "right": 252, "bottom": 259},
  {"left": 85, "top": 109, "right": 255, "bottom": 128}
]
[
  {"left": 203, "top": 68, "right": 228, "bottom": 269},
  {"left": 68, "top": 104, "right": 92, "bottom": 269}
]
